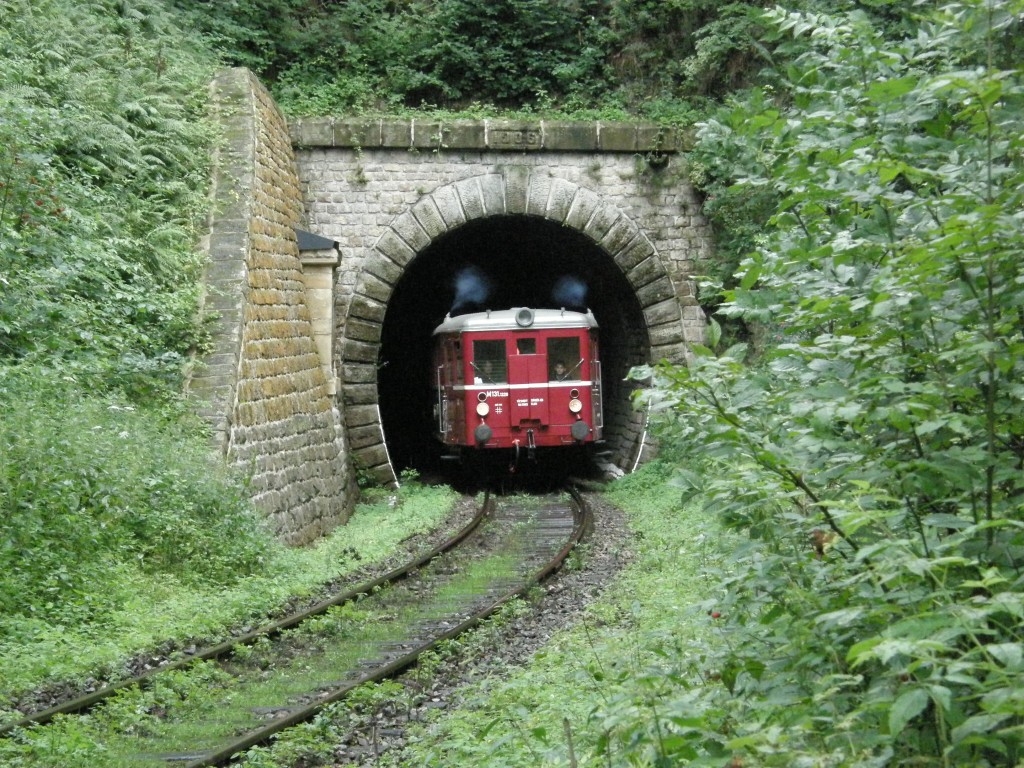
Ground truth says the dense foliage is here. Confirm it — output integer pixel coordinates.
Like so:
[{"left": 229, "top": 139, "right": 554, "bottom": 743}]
[
  {"left": 0, "top": 0, "right": 269, "bottom": 684},
  {"left": 169, "top": 0, "right": 784, "bottom": 119},
  {"left": 635, "top": 1, "right": 1024, "bottom": 763},
  {"left": 0, "top": 373, "right": 269, "bottom": 630},
  {"left": 0, "top": 0, "right": 215, "bottom": 393}
]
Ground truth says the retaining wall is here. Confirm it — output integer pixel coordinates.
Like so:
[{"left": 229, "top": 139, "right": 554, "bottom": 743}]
[{"left": 188, "top": 68, "right": 355, "bottom": 544}]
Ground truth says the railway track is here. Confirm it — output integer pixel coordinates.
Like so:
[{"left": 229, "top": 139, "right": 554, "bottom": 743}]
[{"left": 1, "top": 488, "right": 591, "bottom": 767}]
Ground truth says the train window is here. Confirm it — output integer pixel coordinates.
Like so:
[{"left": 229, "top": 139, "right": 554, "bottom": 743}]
[
  {"left": 472, "top": 339, "right": 506, "bottom": 383},
  {"left": 549, "top": 336, "right": 582, "bottom": 380}
]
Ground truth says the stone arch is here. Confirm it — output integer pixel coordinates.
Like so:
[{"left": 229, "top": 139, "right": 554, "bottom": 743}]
[{"left": 339, "top": 168, "right": 688, "bottom": 485}]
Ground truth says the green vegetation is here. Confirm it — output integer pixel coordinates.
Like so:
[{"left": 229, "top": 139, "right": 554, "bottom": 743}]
[
  {"left": 401, "top": 458, "right": 728, "bottom": 765},
  {"left": 0, "top": 0, "right": 214, "bottom": 386},
  {"left": 0, "top": 479, "right": 458, "bottom": 710},
  {"left": 630, "top": 3, "right": 1024, "bottom": 764},
  {"left": 3, "top": 0, "right": 1023, "bottom": 765},
  {"left": 167, "top": 0, "right": 786, "bottom": 120}
]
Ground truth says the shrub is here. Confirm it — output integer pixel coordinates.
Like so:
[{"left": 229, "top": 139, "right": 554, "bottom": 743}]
[
  {"left": 0, "top": 367, "right": 270, "bottom": 629},
  {"left": 635, "top": 2, "right": 1024, "bottom": 764},
  {"left": 0, "top": 0, "right": 215, "bottom": 395}
]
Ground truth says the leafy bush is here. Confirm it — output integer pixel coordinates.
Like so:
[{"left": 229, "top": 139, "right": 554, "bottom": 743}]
[
  {"left": 0, "top": 368, "right": 270, "bottom": 629},
  {"left": 633, "top": 2, "right": 1024, "bottom": 764}
]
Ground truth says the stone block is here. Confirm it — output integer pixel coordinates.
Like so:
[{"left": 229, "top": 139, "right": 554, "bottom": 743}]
[
  {"left": 348, "top": 423, "right": 384, "bottom": 450},
  {"left": 333, "top": 118, "right": 382, "bottom": 148},
  {"left": 341, "top": 362, "right": 377, "bottom": 384},
  {"left": 345, "top": 317, "right": 382, "bottom": 343},
  {"left": 412, "top": 197, "right": 448, "bottom": 239},
  {"left": 345, "top": 405, "right": 381, "bottom": 428},
  {"left": 433, "top": 183, "right": 467, "bottom": 228},
  {"left": 649, "top": 341, "right": 689, "bottom": 365},
  {"left": 502, "top": 166, "right": 531, "bottom": 215},
  {"left": 601, "top": 216, "right": 639, "bottom": 255},
  {"left": 614, "top": 234, "right": 656, "bottom": 272},
  {"left": 635, "top": 124, "right": 668, "bottom": 152},
  {"left": 411, "top": 120, "right": 446, "bottom": 150},
  {"left": 355, "top": 273, "right": 392, "bottom": 305},
  {"left": 627, "top": 256, "right": 662, "bottom": 289},
  {"left": 487, "top": 120, "right": 541, "bottom": 151},
  {"left": 342, "top": 383, "right": 379, "bottom": 406},
  {"left": 526, "top": 174, "right": 553, "bottom": 217},
  {"left": 546, "top": 178, "right": 576, "bottom": 223},
  {"left": 564, "top": 186, "right": 601, "bottom": 231},
  {"left": 366, "top": 462, "right": 398, "bottom": 486},
  {"left": 380, "top": 120, "right": 412, "bottom": 147},
  {"left": 445, "top": 120, "right": 486, "bottom": 149},
  {"left": 355, "top": 443, "right": 391, "bottom": 469},
  {"left": 348, "top": 295, "right": 387, "bottom": 323},
  {"left": 364, "top": 254, "right": 403, "bottom": 286},
  {"left": 478, "top": 174, "right": 506, "bottom": 217},
  {"left": 636, "top": 275, "right": 675, "bottom": 306},
  {"left": 391, "top": 214, "right": 431, "bottom": 253},
  {"left": 643, "top": 298, "right": 682, "bottom": 326},
  {"left": 291, "top": 118, "right": 334, "bottom": 147},
  {"left": 542, "top": 121, "right": 597, "bottom": 151},
  {"left": 342, "top": 338, "right": 378, "bottom": 364},
  {"left": 583, "top": 204, "right": 620, "bottom": 242},
  {"left": 207, "top": 232, "right": 249, "bottom": 258},
  {"left": 649, "top": 321, "right": 684, "bottom": 347},
  {"left": 598, "top": 123, "right": 637, "bottom": 152},
  {"left": 455, "top": 177, "right": 484, "bottom": 220}
]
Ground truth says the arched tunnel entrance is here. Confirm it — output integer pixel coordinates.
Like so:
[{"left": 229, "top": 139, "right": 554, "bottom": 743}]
[{"left": 377, "top": 214, "right": 649, "bottom": 479}]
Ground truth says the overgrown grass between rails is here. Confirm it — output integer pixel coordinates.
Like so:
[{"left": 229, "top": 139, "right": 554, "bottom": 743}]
[
  {"left": 395, "top": 459, "right": 730, "bottom": 767},
  {"left": 0, "top": 478, "right": 457, "bottom": 707},
  {"left": 233, "top": 600, "right": 538, "bottom": 768},
  {"left": 0, "top": 374, "right": 459, "bottom": 711},
  {"left": 0, "top": 526, "right": 527, "bottom": 766}
]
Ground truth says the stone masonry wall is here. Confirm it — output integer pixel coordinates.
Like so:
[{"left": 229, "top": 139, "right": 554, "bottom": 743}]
[
  {"left": 189, "top": 69, "right": 355, "bottom": 544},
  {"left": 291, "top": 118, "right": 711, "bottom": 481}
]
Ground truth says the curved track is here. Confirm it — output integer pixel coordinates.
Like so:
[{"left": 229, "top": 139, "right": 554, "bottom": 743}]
[
  {"left": 0, "top": 494, "right": 489, "bottom": 736},
  {"left": 1, "top": 488, "right": 591, "bottom": 767}
]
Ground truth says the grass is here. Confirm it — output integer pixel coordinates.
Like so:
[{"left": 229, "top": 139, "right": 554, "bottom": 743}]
[
  {"left": 0, "top": 459, "right": 726, "bottom": 767},
  {"left": 0, "top": 491, "right": 563, "bottom": 767},
  {"left": 0, "top": 482, "right": 460, "bottom": 714}
]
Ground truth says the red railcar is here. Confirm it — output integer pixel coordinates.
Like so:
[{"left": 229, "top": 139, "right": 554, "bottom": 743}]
[{"left": 432, "top": 307, "right": 603, "bottom": 460}]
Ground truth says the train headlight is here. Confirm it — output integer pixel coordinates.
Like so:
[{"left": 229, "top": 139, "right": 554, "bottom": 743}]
[
  {"left": 476, "top": 401, "right": 490, "bottom": 417},
  {"left": 568, "top": 398, "right": 583, "bottom": 414}
]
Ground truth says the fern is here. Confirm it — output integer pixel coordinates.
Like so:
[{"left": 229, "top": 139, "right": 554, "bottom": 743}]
[{"left": 0, "top": 0, "right": 216, "bottom": 394}]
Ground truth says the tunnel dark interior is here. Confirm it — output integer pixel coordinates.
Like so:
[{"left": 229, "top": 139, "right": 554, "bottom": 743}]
[{"left": 378, "top": 214, "right": 648, "bottom": 478}]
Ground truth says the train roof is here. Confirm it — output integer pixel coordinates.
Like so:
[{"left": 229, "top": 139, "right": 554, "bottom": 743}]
[{"left": 432, "top": 307, "right": 598, "bottom": 336}]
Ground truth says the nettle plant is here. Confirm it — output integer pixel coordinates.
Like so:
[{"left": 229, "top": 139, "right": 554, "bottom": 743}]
[{"left": 634, "top": 2, "right": 1024, "bottom": 765}]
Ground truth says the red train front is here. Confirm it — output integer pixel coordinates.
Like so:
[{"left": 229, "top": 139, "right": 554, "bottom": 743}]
[{"left": 432, "top": 307, "right": 603, "bottom": 459}]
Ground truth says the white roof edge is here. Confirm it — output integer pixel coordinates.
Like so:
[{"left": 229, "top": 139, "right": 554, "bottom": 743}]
[{"left": 432, "top": 307, "right": 597, "bottom": 335}]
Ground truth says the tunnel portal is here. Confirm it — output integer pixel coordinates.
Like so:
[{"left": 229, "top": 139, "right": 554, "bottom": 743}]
[
  {"left": 194, "top": 74, "right": 713, "bottom": 535},
  {"left": 378, "top": 215, "right": 648, "bottom": 477}
]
